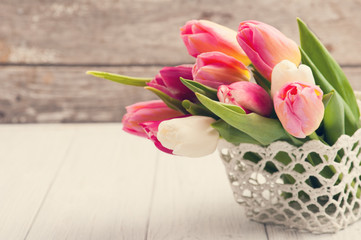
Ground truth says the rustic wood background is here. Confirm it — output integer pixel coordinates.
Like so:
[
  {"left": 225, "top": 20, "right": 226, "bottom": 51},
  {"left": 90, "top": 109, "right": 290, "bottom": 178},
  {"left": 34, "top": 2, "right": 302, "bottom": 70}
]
[{"left": 1, "top": 0, "right": 361, "bottom": 123}]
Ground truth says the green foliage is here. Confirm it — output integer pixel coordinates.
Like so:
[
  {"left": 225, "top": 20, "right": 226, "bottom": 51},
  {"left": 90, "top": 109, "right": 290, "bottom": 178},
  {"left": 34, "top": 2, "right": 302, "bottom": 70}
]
[
  {"left": 252, "top": 68, "right": 271, "bottom": 93},
  {"left": 144, "top": 87, "right": 187, "bottom": 114},
  {"left": 181, "top": 100, "right": 217, "bottom": 118},
  {"left": 297, "top": 18, "right": 359, "bottom": 120},
  {"left": 322, "top": 91, "right": 334, "bottom": 108},
  {"left": 297, "top": 18, "right": 360, "bottom": 140},
  {"left": 180, "top": 78, "right": 218, "bottom": 100},
  {"left": 86, "top": 71, "right": 151, "bottom": 86},
  {"left": 212, "top": 120, "right": 260, "bottom": 145},
  {"left": 196, "top": 93, "right": 288, "bottom": 145}
]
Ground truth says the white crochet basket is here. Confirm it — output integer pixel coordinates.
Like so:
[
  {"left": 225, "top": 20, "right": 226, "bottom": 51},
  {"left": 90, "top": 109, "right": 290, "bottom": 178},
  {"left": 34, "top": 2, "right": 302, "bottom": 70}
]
[{"left": 218, "top": 127, "right": 361, "bottom": 233}]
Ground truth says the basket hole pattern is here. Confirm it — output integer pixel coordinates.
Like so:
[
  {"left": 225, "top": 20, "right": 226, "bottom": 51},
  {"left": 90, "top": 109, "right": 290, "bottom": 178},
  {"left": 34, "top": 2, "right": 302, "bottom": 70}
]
[{"left": 219, "top": 129, "right": 361, "bottom": 233}]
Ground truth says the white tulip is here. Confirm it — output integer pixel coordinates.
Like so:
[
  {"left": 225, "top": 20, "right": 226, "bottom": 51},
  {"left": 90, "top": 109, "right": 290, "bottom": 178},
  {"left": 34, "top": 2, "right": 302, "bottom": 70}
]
[
  {"left": 271, "top": 60, "right": 315, "bottom": 97},
  {"left": 157, "top": 116, "right": 219, "bottom": 158}
]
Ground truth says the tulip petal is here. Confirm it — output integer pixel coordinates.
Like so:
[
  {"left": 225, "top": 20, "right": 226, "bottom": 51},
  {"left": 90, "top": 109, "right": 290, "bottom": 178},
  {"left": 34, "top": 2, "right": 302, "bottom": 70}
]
[
  {"left": 274, "top": 98, "right": 305, "bottom": 138},
  {"left": 237, "top": 20, "right": 301, "bottom": 81},
  {"left": 122, "top": 100, "right": 184, "bottom": 138},
  {"left": 181, "top": 20, "right": 250, "bottom": 64},
  {"left": 147, "top": 65, "right": 196, "bottom": 101},
  {"left": 157, "top": 116, "right": 219, "bottom": 157},
  {"left": 293, "top": 92, "right": 322, "bottom": 136},
  {"left": 237, "top": 34, "right": 272, "bottom": 80},
  {"left": 192, "top": 52, "right": 250, "bottom": 89},
  {"left": 141, "top": 121, "right": 173, "bottom": 154},
  {"left": 217, "top": 81, "right": 273, "bottom": 117},
  {"left": 274, "top": 82, "right": 324, "bottom": 139},
  {"left": 271, "top": 60, "right": 315, "bottom": 97}
]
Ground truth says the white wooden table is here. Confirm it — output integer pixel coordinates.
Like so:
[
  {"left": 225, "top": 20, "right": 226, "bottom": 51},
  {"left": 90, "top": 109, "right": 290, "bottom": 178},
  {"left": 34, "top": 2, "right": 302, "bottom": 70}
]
[{"left": 1, "top": 124, "right": 361, "bottom": 240}]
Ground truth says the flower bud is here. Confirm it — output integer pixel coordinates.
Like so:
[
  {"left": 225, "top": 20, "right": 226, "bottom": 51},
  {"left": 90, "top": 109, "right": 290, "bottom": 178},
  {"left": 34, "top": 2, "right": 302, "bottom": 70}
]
[
  {"left": 147, "top": 65, "right": 195, "bottom": 101},
  {"left": 181, "top": 20, "right": 250, "bottom": 65},
  {"left": 193, "top": 52, "right": 250, "bottom": 89},
  {"left": 274, "top": 82, "right": 324, "bottom": 138},
  {"left": 157, "top": 116, "right": 219, "bottom": 157},
  {"left": 122, "top": 100, "right": 184, "bottom": 138},
  {"left": 217, "top": 81, "right": 273, "bottom": 116},
  {"left": 140, "top": 120, "right": 174, "bottom": 154},
  {"left": 271, "top": 60, "right": 315, "bottom": 97},
  {"left": 237, "top": 20, "right": 301, "bottom": 81}
]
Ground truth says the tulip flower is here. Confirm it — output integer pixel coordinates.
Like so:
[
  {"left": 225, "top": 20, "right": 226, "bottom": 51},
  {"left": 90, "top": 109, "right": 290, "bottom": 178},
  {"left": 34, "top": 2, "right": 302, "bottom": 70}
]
[
  {"left": 157, "top": 116, "right": 219, "bottom": 157},
  {"left": 271, "top": 60, "right": 315, "bottom": 97},
  {"left": 122, "top": 100, "right": 184, "bottom": 138},
  {"left": 140, "top": 120, "right": 174, "bottom": 154},
  {"left": 217, "top": 81, "right": 273, "bottom": 117},
  {"left": 192, "top": 52, "right": 250, "bottom": 89},
  {"left": 274, "top": 82, "right": 324, "bottom": 138},
  {"left": 147, "top": 65, "right": 196, "bottom": 101},
  {"left": 237, "top": 20, "right": 301, "bottom": 81},
  {"left": 181, "top": 20, "right": 250, "bottom": 65}
]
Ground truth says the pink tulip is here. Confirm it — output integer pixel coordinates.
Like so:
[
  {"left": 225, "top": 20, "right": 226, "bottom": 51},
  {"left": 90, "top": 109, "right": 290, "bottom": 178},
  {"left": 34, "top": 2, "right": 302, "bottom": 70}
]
[
  {"left": 192, "top": 52, "right": 250, "bottom": 89},
  {"left": 237, "top": 20, "right": 301, "bottom": 81},
  {"left": 122, "top": 100, "right": 184, "bottom": 138},
  {"left": 181, "top": 20, "right": 250, "bottom": 65},
  {"left": 141, "top": 120, "right": 174, "bottom": 154},
  {"left": 217, "top": 81, "right": 273, "bottom": 116},
  {"left": 274, "top": 82, "right": 324, "bottom": 138},
  {"left": 147, "top": 65, "right": 196, "bottom": 101}
]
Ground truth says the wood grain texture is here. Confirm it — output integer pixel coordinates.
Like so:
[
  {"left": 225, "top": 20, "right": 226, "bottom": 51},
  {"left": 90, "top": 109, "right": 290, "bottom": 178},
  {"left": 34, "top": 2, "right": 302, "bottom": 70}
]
[
  {"left": 1, "top": 0, "right": 361, "bottom": 65},
  {"left": 0, "top": 124, "right": 76, "bottom": 240},
  {"left": 266, "top": 221, "right": 361, "bottom": 240},
  {"left": 146, "top": 152, "right": 268, "bottom": 240},
  {"left": 25, "top": 124, "right": 158, "bottom": 240},
  {"left": 1, "top": 66, "right": 360, "bottom": 123},
  {"left": 1, "top": 0, "right": 361, "bottom": 123},
  {"left": 1, "top": 124, "right": 361, "bottom": 239},
  {"left": 0, "top": 66, "right": 158, "bottom": 123}
]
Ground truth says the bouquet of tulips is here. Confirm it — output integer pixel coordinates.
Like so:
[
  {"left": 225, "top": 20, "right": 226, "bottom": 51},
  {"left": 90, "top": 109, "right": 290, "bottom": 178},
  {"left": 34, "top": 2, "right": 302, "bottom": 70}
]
[{"left": 88, "top": 18, "right": 360, "bottom": 158}]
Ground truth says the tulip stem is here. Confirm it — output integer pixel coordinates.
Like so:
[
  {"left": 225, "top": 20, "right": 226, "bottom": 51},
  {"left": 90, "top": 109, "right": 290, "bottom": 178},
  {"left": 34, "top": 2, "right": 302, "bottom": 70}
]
[{"left": 308, "top": 132, "right": 323, "bottom": 142}]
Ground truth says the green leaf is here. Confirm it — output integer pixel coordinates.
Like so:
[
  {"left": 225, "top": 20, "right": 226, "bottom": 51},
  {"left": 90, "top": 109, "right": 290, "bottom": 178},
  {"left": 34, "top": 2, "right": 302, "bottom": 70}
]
[
  {"left": 212, "top": 120, "right": 260, "bottom": 145},
  {"left": 218, "top": 102, "right": 246, "bottom": 114},
  {"left": 322, "top": 91, "right": 334, "bottom": 108},
  {"left": 144, "top": 87, "right": 187, "bottom": 114},
  {"left": 300, "top": 48, "right": 358, "bottom": 136},
  {"left": 182, "top": 100, "right": 217, "bottom": 117},
  {"left": 87, "top": 71, "right": 151, "bottom": 86},
  {"left": 323, "top": 93, "right": 345, "bottom": 145},
  {"left": 196, "top": 93, "right": 288, "bottom": 145},
  {"left": 297, "top": 18, "right": 360, "bottom": 121},
  {"left": 180, "top": 78, "right": 218, "bottom": 100},
  {"left": 252, "top": 68, "right": 271, "bottom": 93}
]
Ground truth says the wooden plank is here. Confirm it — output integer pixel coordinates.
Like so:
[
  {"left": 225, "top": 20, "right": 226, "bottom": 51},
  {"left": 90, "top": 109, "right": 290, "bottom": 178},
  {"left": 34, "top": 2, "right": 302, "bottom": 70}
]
[
  {"left": 0, "top": 124, "right": 76, "bottom": 240},
  {"left": 0, "top": 0, "right": 361, "bottom": 65},
  {"left": 26, "top": 124, "right": 158, "bottom": 240},
  {"left": 1, "top": 66, "right": 361, "bottom": 124},
  {"left": 146, "top": 152, "right": 268, "bottom": 240},
  {"left": 346, "top": 67, "right": 361, "bottom": 91},
  {"left": 266, "top": 219, "right": 361, "bottom": 239},
  {"left": 0, "top": 66, "right": 158, "bottom": 123}
]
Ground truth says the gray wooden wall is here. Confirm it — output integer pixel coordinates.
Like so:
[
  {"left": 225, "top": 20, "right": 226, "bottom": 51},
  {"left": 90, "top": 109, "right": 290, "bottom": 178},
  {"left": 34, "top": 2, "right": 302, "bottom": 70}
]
[{"left": 1, "top": 0, "right": 361, "bottom": 123}]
